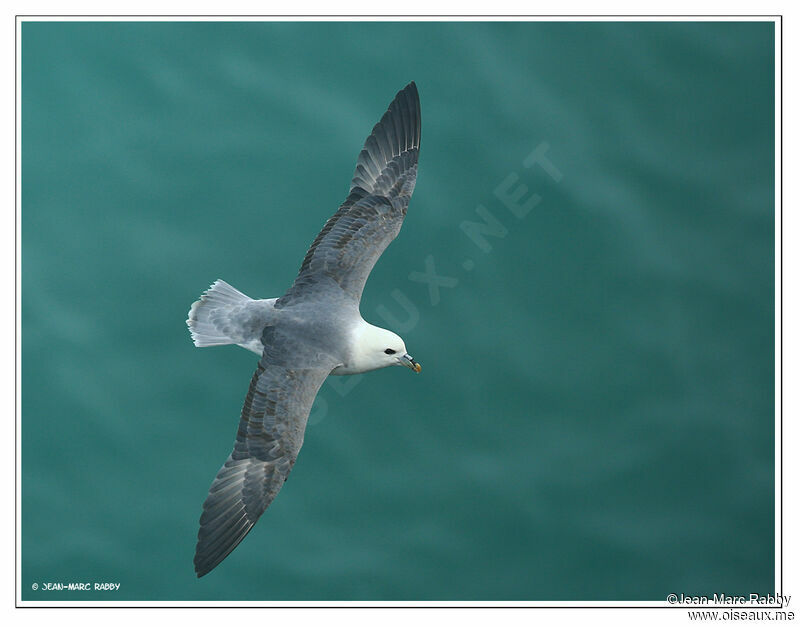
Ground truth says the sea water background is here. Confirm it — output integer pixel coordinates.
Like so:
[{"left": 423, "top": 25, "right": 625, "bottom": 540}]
[{"left": 20, "top": 21, "right": 775, "bottom": 601}]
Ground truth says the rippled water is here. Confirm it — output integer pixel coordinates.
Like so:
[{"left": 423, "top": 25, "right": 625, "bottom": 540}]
[{"left": 21, "top": 20, "right": 775, "bottom": 601}]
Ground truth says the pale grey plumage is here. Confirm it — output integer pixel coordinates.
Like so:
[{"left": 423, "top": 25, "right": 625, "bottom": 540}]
[
  {"left": 279, "top": 81, "right": 420, "bottom": 305},
  {"left": 193, "top": 326, "right": 338, "bottom": 577},
  {"left": 190, "top": 82, "right": 421, "bottom": 577}
]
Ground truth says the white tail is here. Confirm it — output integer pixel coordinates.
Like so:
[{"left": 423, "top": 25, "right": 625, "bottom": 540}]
[{"left": 187, "top": 279, "right": 253, "bottom": 347}]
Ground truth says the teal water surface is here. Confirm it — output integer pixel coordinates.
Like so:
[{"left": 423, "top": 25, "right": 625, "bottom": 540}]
[{"left": 21, "top": 21, "right": 775, "bottom": 601}]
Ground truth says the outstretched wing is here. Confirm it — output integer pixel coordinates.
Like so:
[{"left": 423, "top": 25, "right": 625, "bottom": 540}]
[
  {"left": 193, "top": 332, "right": 336, "bottom": 577},
  {"left": 279, "top": 81, "right": 421, "bottom": 305}
]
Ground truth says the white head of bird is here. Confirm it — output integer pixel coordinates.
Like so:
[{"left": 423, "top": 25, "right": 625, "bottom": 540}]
[{"left": 341, "top": 321, "right": 421, "bottom": 375}]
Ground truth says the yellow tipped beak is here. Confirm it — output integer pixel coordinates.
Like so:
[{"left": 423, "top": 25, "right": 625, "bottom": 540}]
[{"left": 402, "top": 354, "right": 422, "bottom": 373}]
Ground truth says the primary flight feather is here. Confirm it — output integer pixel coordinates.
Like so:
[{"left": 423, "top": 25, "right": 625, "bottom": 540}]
[{"left": 187, "top": 82, "right": 421, "bottom": 577}]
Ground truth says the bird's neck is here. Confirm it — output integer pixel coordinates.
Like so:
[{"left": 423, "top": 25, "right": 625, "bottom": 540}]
[{"left": 333, "top": 319, "right": 391, "bottom": 375}]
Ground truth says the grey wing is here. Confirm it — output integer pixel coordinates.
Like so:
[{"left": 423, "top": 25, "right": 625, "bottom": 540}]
[
  {"left": 193, "top": 338, "right": 335, "bottom": 577},
  {"left": 279, "top": 82, "right": 421, "bottom": 305}
]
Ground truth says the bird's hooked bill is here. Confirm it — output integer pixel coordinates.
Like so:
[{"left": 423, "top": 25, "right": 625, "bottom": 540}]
[{"left": 401, "top": 353, "right": 422, "bottom": 373}]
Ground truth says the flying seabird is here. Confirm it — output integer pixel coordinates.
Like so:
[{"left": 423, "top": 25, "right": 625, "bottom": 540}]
[{"left": 187, "top": 82, "right": 421, "bottom": 577}]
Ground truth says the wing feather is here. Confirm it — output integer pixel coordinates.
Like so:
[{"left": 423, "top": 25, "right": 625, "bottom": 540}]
[
  {"left": 193, "top": 339, "right": 335, "bottom": 577},
  {"left": 279, "top": 82, "right": 421, "bottom": 305}
]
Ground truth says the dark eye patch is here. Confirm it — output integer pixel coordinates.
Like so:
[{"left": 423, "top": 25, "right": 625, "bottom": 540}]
[{"left": 384, "top": 348, "right": 396, "bottom": 355}]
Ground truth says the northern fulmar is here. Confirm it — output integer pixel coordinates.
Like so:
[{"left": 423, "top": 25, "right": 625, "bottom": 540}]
[{"left": 187, "top": 82, "right": 421, "bottom": 577}]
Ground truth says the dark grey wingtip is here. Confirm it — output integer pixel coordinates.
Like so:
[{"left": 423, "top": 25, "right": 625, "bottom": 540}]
[
  {"left": 350, "top": 82, "right": 421, "bottom": 195},
  {"left": 383, "top": 81, "right": 420, "bottom": 152},
  {"left": 194, "top": 520, "right": 256, "bottom": 578}
]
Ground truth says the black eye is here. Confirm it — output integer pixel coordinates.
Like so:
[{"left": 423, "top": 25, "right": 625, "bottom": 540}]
[{"left": 384, "top": 348, "right": 396, "bottom": 355}]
